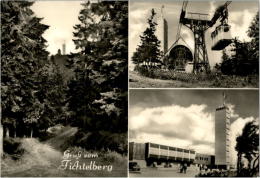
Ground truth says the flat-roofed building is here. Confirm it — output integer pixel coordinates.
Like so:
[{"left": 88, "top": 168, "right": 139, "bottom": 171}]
[
  {"left": 129, "top": 142, "right": 196, "bottom": 167},
  {"left": 195, "top": 153, "right": 215, "bottom": 168}
]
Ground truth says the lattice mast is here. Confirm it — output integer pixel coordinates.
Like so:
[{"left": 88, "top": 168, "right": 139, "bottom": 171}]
[{"left": 179, "top": 1, "right": 231, "bottom": 74}]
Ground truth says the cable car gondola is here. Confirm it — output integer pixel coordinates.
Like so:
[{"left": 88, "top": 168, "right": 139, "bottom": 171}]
[{"left": 211, "top": 23, "right": 232, "bottom": 50}]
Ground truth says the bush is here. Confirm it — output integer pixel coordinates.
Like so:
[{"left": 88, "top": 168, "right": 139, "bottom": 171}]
[
  {"left": 136, "top": 66, "right": 214, "bottom": 82},
  {"left": 72, "top": 129, "right": 127, "bottom": 154},
  {"left": 195, "top": 169, "right": 236, "bottom": 177},
  {"left": 212, "top": 74, "right": 259, "bottom": 88},
  {"left": 221, "top": 59, "right": 259, "bottom": 76},
  {"left": 3, "top": 138, "right": 25, "bottom": 159},
  {"left": 102, "top": 150, "right": 126, "bottom": 164},
  {"left": 135, "top": 66, "right": 258, "bottom": 87},
  {"left": 38, "top": 131, "right": 55, "bottom": 142}
]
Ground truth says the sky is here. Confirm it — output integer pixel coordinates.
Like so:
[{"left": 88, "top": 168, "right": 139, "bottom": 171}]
[
  {"left": 129, "top": 0, "right": 259, "bottom": 70},
  {"left": 31, "top": 1, "right": 83, "bottom": 55},
  {"left": 129, "top": 89, "right": 259, "bottom": 166}
]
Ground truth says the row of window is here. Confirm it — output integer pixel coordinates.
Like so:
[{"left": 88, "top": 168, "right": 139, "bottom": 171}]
[
  {"left": 196, "top": 157, "right": 210, "bottom": 161},
  {"left": 149, "top": 143, "right": 195, "bottom": 154}
]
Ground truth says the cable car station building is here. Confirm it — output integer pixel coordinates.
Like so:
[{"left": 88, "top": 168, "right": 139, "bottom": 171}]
[{"left": 155, "top": 2, "right": 232, "bottom": 73}]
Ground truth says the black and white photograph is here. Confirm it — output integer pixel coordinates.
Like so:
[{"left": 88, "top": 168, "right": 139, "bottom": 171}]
[
  {"left": 129, "top": 89, "right": 259, "bottom": 177},
  {"left": 129, "top": 0, "right": 259, "bottom": 88},
  {"left": 1, "top": 0, "right": 259, "bottom": 178},
  {"left": 1, "top": 0, "right": 128, "bottom": 177}
]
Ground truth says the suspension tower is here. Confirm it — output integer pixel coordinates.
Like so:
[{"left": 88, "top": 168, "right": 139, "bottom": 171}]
[
  {"left": 179, "top": 2, "right": 211, "bottom": 73},
  {"left": 178, "top": 1, "right": 232, "bottom": 74}
]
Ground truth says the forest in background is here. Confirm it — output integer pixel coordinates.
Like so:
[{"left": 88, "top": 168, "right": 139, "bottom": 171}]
[{"left": 1, "top": 0, "right": 128, "bottom": 157}]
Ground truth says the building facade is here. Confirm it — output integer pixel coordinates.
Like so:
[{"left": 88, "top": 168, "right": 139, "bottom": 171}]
[
  {"left": 129, "top": 142, "right": 198, "bottom": 167},
  {"left": 195, "top": 153, "right": 215, "bottom": 168},
  {"left": 215, "top": 105, "right": 231, "bottom": 169},
  {"left": 129, "top": 142, "right": 146, "bottom": 160}
]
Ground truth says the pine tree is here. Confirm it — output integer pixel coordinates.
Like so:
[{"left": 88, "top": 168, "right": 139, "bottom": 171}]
[
  {"left": 69, "top": 1, "right": 128, "bottom": 133},
  {"left": 1, "top": 1, "right": 50, "bottom": 137},
  {"left": 247, "top": 11, "right": 259, "bottom": 60},
  {"left": 37, "top": 61, "right": 69, "bottom": 130},
  {"left": 1, "top": 1, "right": 67, "bottom": 138},
  {"left": 132, "top": 47, "right": 144, "bottom": 67},
  {"left": 132, "top": 9, "right": 162, "bottom": 69},
  {"left": 92, "top": 1, "right": 128, "bottom": 132}
]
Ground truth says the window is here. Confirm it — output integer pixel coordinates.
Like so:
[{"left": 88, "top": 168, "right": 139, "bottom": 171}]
[{"left": 150, "top": 143, "right": 159, "bottom": 148}]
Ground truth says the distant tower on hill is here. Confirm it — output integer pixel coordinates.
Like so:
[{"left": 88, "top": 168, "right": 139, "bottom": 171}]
[{"left": 62, "top": 42, "right": 66, "bottom": 55}]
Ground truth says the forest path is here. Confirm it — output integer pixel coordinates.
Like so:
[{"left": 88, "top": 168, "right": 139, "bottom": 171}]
[
  {"left": 45, "top": 126, "right": 78, "bottom": 150},
  {"left": 1, "top": 126, "right": 82, "bottom": 177},
  {"left": 1, "top": 126, "right": 127, "bottom": 177}
]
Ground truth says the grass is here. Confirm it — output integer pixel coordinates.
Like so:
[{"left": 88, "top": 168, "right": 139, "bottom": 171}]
[
  {"left": 130, "top": 68, "right": 258, "bottom": 88},
  {"left": 1, "top": 138, "right": 62, "bottom": 176},
  {"left": 58, "top": 146, "right": 127, "bottom": 177}
]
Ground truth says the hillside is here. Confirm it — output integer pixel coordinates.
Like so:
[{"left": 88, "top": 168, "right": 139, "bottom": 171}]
[{"left": 1, "top": 126, "right": 127, "bottom": 177}]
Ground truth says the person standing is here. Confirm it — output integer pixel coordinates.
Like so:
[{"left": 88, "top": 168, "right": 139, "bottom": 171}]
[
  {"left": 183, "top": 163, "right": 187, "bottom": 174},
  {"left": 179, "top": 163, "right": 183, "bottom": 173}
]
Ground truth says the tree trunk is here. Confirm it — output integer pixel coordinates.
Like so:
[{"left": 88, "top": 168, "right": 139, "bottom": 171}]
[
  {"left": 30, "top": 128, "right": 33, "bottom": 138},
  {"left": 253, "top": 155, "right": 259, "bottom": 169},
  {"left": 14, "top": 122, "right": 16, "bottom": 138},
  {"left": 251, "top": 155, "right": 259, "bottom": 177},
  {"left": 0, "top": 124, "right": 3, "bottom": 157},
  {"left": 237, "top": 153, "right": 242, "bottom": 175},
  {"left": 6, "top": 127, "right": 9, "bottom": 138},
  {"left": 247, "top": 157, "right": 252, "bottom": 173}
]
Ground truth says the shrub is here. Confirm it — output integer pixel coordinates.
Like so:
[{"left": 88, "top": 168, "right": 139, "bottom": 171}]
[
  {"left": 195, "top": 169, "right": 235, "bottom": 177},
  {"left": 135, "top": 67, "right": 258, "bottom": 87},
  {"left": 102, "top": 150, "right": 126, "bottom": 164},
  {"left": 211, "top": 75, "right": 259, "bottom": 88},
  {"left": 72, "top": 130, "right": 127, "bottom": 154},
  {"left": 3, "top": 138, "right": 25, "bottom": 159}
]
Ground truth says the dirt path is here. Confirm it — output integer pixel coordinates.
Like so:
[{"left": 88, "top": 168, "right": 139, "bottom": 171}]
[
  {"left": 1, "top": 126, "right": 127, "bottom": 177},
  {"left": 1, "top": 126, "right": 79, "bottom": 177},
  {"left": 2, "top": 138, "right": 63, "bottom": 177},
  {"left": 46, "top": 126, "right": 78, "bottom": 150}
]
